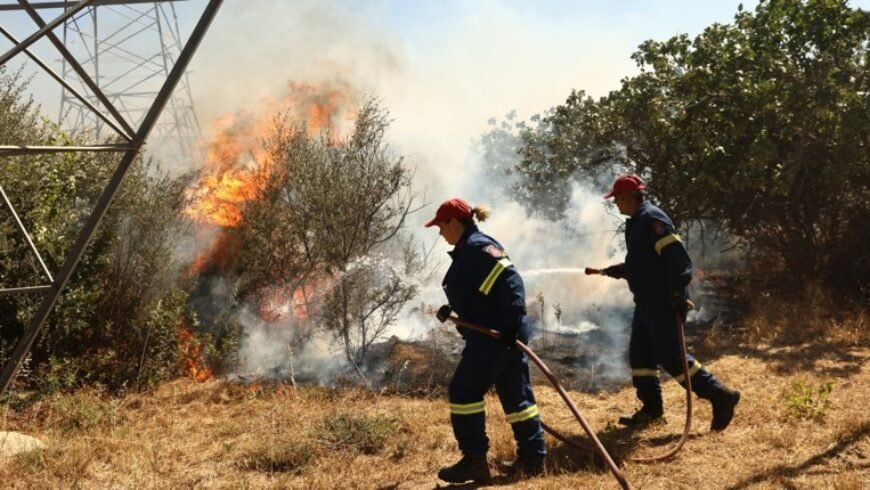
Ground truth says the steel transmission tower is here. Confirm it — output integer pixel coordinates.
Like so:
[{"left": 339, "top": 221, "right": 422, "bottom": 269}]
[
  {"left": 58, "top": 0, "right": 200, "bottom": 160},
  {"left": 0, "top": 0, "right": 223, "bottom": 398}
]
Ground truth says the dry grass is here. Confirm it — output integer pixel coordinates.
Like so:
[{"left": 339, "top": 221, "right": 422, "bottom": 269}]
[
  {"left": 739, "top": 284, "right": 868, "bottom": 347},
  {"left": 1, "top": 317, "right": 868, "bottom": 489}
]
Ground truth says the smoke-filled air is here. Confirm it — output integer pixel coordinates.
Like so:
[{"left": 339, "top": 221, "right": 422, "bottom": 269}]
[
  {"left": 2, "top": 1, "right": 868, "bottom": 488},
  {"left": 170, "top": 0, "right": 655, "bottom": 387}
]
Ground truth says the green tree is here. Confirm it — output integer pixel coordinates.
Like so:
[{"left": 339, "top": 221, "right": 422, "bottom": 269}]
[
  {"left": 505, "top": 0, "right": 869, "bottom": 293},
  {"left": 0, "top": 68, "right": 192, "bottom": 391}
]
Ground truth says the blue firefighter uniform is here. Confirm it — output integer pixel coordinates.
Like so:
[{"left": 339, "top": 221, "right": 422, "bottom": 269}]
[
  {"left": 442, "top": 224, "right": 546, "bottom": 459},
  {"left": 619, "top": 202, "right": 725, "bottom": 412}
]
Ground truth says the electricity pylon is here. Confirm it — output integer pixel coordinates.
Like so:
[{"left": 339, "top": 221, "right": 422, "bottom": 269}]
[
  {"left": 0, "top": 0, "right": 224, "bottom": 398},
  {"left": 57, "top": 0, "right": 201, "bottom": 160}
]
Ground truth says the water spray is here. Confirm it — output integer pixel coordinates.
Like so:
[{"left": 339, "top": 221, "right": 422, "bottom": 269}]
[
  {"left": 521, "top": 267, "right": 590, "bottom": 277},
  {"left": 444, "top": 314, "right": 632, "bottom": 490}
]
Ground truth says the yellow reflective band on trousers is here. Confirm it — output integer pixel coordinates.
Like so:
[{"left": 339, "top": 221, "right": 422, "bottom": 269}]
[
  {"left": 673, "top": 362, "right": 703, "bottom": 383},
  {"left": 654, "top": 234, "right": 682, "bottom": 255},
  {"left": 631, "top": 368, "right": 661, "bottom": 378},
  {"left": 479, "top": 258, "right": 513, "bottom": 295},
  {"left": 505, "top": 404, "right": 539, "bottom": 424},
  {"left": 450, "top": 400, "right": 486, "bottom": 416}
]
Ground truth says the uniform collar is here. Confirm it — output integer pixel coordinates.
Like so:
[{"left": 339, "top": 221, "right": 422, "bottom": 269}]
[
  {"left": 631, "top": 202, "right": 650, "bottom": 219},
  {"left": 448, "top": 224, "right": 478, "bottom": 259}
]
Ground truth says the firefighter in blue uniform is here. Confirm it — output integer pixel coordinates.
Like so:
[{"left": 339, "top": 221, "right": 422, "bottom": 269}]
[
  {"left": 426, "top": 198, "right": 546, "bottom": 484},
  {"left": 593, "top": 175, "right": 741, "bottom": 431}
]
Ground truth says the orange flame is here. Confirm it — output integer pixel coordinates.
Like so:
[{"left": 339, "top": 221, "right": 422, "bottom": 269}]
[
  {"left": 182, "top": 80, "right": 359, "bottom": 229},
  {"left": 184, "top": 233, "right": 239, "bottom": 278},
  {"left": 178, "top": 323, "right": 212, "bottom": 382}
]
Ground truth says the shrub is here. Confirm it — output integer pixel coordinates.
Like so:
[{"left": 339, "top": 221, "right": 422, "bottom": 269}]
[
  {"left": 783, "top": 380, "right": 835, "bottom": 421},
  {"left": 241, "top": 440, "right": 314, "bottom": 474},
  {"left": 43, "top": 389, "right": 123, "bottom": 433},
  {"left": 315, "top": 412, "right": 402, "bottom": 455}
]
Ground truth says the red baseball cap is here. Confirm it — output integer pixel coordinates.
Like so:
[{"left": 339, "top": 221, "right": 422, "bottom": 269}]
[
  {"left": 425, "top": 198, "right": 473, "bottom": 227},
  {"left": 603, "top": 174, "right": 647, "bottom": 199}
]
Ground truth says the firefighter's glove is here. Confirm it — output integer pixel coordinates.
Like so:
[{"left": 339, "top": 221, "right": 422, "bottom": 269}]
[
  {"left": 436, "top": 304, "right": 452, "bottom": 323},
  {"left": 670, "top": 292, "right": 689, "bottom": 319},
  {"left": 500, "top": 328, "right": 518, "bottom": 349},
  {"left": 602, "top": 265, "right": 624, "bottom": 279}
]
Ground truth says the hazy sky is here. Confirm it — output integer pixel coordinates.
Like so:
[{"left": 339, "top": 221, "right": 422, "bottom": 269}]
[
  {"left": 187, "top": 1, "right": 765, "bottom": 200},
  {"left": 4, "top": 0, "right": 868, "bottom": 217}
]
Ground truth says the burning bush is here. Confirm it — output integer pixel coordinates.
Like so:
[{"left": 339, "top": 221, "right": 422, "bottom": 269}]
[{"left": 184, "top": 97, "right": 422, "bottom": 379}]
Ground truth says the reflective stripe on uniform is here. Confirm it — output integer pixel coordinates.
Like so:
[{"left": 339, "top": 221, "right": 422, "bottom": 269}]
[
  {"left": 654, "top": 234, "right": 682, "bottom": 255},
  {"left": 673, "top": 362, "right": 703, "bottom": 383},
  {"left": 450, "top": 400, "right": 486, "bottom": 416},
  {"left": 479, "top": 258, "right": 513, "bottom": 295},
  {"left": 631, "top": 368, "right": 661, "bottom": 378},
  {"left": 505, "top": 404, "right": 539, "bottom": 424}
]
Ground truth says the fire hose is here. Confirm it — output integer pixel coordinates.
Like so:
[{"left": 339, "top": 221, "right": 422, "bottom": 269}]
[
  {"left": 444, "top": 314, "right": 632, "bottom": 490},
  {"left": 584, "top": 267, "right": 693, "bottom": 463}
]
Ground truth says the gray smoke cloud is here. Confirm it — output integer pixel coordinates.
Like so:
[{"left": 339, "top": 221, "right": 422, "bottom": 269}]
[{"left": 235, "top": 307, "right": 341, "bottom": 384}]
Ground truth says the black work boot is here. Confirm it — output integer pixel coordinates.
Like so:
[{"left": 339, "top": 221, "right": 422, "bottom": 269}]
[
  {"left": 710, "top": 387, "right": 741, "bottom": 431},
  {"left": 500, "top": 455, "right": 545, "bottom": 478},
  {"left": 437, "top": 454, "right": 491, "bottom": 484},
  {"left": 618, "top": 407, "right": 665, "bottom": 428}
]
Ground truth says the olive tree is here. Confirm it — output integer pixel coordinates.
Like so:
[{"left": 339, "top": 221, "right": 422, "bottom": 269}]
[{"left": 232, "top": 99, "right": 420, "bottom": 368}]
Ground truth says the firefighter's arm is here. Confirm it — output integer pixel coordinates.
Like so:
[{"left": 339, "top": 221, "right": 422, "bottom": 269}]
[
  {"left": 651, "top": 220, "right": 693, "bottom": 310},
  {"left": 601, "top": 263, "right": 625, "bottom": 279},
  {"left": 475, "top": 248, "right": 523, "bottom": 347},
  {"left": 493, "top": 268, "right": 525, "bottom": 348}
]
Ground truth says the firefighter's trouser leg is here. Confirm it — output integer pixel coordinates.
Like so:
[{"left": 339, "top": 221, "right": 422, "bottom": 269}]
[
  {"left": 494, "top": 348, "right": 546, "bottom": 458},
  {"left": 449, "top": 348, "right": 490, "bottom": 456},
  {"left": 638, "top": 306, "right": 725, "bottom": 400},
  {"left": 629, "top": 312, "right": 663, "bottom": 413},
  {"left": 449, "top": 341, "right": 545, "bottom": 457}
]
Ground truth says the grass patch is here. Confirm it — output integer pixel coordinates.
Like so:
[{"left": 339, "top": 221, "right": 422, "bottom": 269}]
[
  {"left": 783, "top": 380, "right": 835, "bottom": 420},
  {"left": 7, "top": 445, "right": 93, "bottom": 484},
  {"left": 240, "top": 440, "right": 314, "bottom": 474},
  {"left": 742, "top": 285, "right": 868, "bottom": 345},
  {"left": 44, "top": 389, "right": 123, "bottom": 433},
  {"left": 315, "top": 412, "right": 402, "bottom": 455}
]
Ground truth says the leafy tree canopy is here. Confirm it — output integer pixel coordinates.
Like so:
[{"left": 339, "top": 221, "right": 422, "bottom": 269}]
[{"left": 495, "top": 0, "right": 869, "bottom": 293}]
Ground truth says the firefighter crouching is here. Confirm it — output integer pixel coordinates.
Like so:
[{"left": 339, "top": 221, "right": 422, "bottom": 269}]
[
  {"left": 595, "top": 174, "right": 741, "bottom": 431},
  {"left": 426, "top": 198, "right": 546, "bottom": 484}
]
